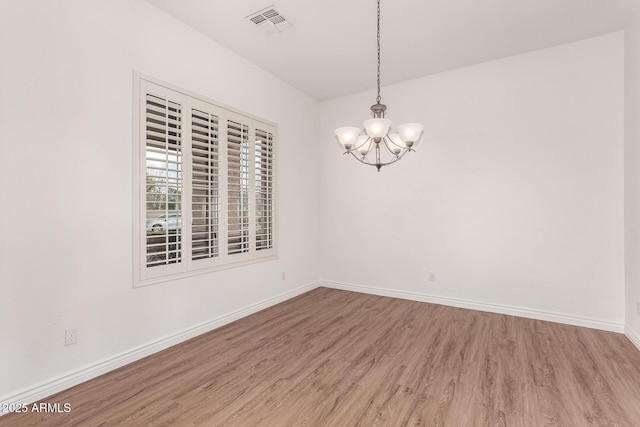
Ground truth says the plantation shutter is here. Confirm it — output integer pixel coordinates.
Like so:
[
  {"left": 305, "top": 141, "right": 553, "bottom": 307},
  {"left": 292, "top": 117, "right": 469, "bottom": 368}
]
[
  {"left": 190, "top": 106, "right": 221, "bottom": 262},
  {"left": 135, "top": 74, "right": 277, "bottom": 286},
  {"left": 255, "top": 128, "right": 274, "bottom": 251},
  {"left": 227, "top": 119, "right": 251, "bottom": 256},
  {"left": 143, "top": 86, "right": 184, "bottom": 278}
]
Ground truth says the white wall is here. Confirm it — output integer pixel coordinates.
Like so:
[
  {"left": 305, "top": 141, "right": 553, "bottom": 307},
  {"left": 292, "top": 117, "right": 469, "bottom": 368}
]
[
  {"left": 625, "top": 11, "right": 640, "bottom": 342},
  {"left": 320, "top": 33, "right": 625, "bottom": 327},
  {"left": 0, "top": 0, "right": 320, "bottom": 397}
]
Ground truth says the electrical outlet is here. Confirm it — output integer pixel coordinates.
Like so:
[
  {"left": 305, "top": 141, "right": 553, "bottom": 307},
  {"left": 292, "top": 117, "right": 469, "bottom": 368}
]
[
  {"left": 65, "top": 329, "right": 78, "bottom": 346},
  {"left": 637, "top": 302, "right": 640, "bottom": 316},
  {"left": 428, "top": 272, "right": 436, "bottom": 282},
  {"left": 281, "top": 271, "right": 286, "bottom": 281}
]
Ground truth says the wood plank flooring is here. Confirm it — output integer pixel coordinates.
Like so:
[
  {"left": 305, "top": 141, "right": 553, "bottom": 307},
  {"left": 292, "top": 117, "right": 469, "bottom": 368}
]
[{"left": 3, "top": 287, "right": 640, "bottom": 426}]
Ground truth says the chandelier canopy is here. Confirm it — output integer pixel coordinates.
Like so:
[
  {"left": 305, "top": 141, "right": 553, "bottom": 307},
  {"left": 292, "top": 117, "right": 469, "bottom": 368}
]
[{"left": 334, "top": 0, "right": 424, "bottom": 172}]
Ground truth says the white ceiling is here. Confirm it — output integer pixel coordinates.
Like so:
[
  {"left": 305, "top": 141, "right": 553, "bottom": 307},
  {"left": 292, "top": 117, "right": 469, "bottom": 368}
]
[{"left": 145, "top": 0, "right": 638, "bottom": 101}]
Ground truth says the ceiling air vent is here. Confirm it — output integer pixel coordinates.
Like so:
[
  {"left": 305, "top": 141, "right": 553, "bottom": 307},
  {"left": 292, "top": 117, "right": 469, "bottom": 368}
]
[{"left": 245, "top": 6, "right": 293, "bottom": 35}]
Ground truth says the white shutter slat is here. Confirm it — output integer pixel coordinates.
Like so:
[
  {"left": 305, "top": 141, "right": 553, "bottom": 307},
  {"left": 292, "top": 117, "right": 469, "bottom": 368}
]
[{"left": 146, "top": 113, "right": 182, "bottom": 128}]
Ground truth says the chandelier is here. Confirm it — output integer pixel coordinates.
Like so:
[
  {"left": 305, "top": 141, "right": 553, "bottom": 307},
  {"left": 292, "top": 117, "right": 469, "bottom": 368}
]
[{"left": 334, "top": 0, "right": 424, "bottom": 172}]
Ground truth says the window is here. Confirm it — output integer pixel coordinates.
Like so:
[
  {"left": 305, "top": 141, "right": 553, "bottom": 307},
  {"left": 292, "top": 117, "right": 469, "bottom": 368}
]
[{"left": 133, "top": 74, "right": 276, "bottom": 286}]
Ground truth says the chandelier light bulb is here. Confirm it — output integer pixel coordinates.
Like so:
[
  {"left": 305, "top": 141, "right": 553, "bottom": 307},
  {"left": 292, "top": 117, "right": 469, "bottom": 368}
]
[
  {"left": 363, "top": 118, "right": 392, "bottom": 139},
  {"left": 396, "top": 123, "right": 424, "bottom": 146},
  {"left": 357, "top": 135, "right": 372, "bottom": 156},
  {"left": 335, "top": 127, "right": 362, "bottom": 149}
]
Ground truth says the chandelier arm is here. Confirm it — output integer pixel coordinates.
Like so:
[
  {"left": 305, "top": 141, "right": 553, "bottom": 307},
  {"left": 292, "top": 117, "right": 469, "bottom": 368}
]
[
  {"left": 344, "top": 138, "right": 373, "bottom": 161},
  {"left": 346, "top": 148, "right": 407, "bottom": 169},
  {"left": 386, "top": 142, "right": 411, "bottom": 163},
  {"left": 382, "top": 135, "right": 406, "bottom": 152},
  {"left": 348, "top": 150, "right": 375, "bottom": 165},
  {"left": 352, "top": 136, "right": 372, "bottom": 153},
  {"left": 347, "top": 151, "right": 385, "bottom": 171},
  {"left": 360, "top": 141, "right": 374, "bottom": 159},
  {"left": 378, "top": 150, "right": 408, "bottom": 166},
  {"left": 393, "top": 147, "right": 411, "bottom": 160},
  {"left": 380, "top": 138, "right": 401, "bottom": 158}
]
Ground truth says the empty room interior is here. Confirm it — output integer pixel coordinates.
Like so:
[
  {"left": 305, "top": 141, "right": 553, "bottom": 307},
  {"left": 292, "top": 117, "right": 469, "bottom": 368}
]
[{"left": 2, "top": 0, "right": 640, "bottom": 425}]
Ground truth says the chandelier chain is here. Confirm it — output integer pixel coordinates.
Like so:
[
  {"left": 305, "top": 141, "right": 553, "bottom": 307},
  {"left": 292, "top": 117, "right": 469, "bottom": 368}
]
[{"left": 376, "top": 0, "right": 381, "bottom": 104}]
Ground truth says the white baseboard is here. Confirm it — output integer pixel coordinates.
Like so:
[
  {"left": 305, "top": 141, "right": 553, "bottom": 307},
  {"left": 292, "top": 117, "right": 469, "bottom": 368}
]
[
  {"left": 625, "top": 325, "right": 640, "bottom": 351},
  {"left": 319, "top": 280, "right": 625, "bottom": 333},
  {"left": 0, "top": 281, "right": 320, "bottom": 413}
]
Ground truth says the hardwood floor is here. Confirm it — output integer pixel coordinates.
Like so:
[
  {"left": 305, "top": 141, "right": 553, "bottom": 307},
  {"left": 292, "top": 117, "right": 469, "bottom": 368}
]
[{"left": 3, "top": 287, "right": 640, "bottom": 426}]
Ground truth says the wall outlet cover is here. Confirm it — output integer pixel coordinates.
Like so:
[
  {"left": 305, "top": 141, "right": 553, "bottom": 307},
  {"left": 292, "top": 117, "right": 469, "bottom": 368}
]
[{"left": 65, "top": 329, "right": 78, "bottom": 346}]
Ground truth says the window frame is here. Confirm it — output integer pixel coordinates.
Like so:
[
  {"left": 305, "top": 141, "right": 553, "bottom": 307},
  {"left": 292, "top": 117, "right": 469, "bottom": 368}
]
[{"left": 133, "top": 72, "right": 278, "bottom": 287}]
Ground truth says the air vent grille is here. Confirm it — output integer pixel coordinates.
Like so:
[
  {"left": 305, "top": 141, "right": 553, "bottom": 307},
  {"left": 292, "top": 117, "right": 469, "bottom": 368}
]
[
  {"left": 250, "top": 15, "right": 267, "bottom": 25},
  {"left": 245, "top": 6, "right": 293, "bottom": 34}
]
